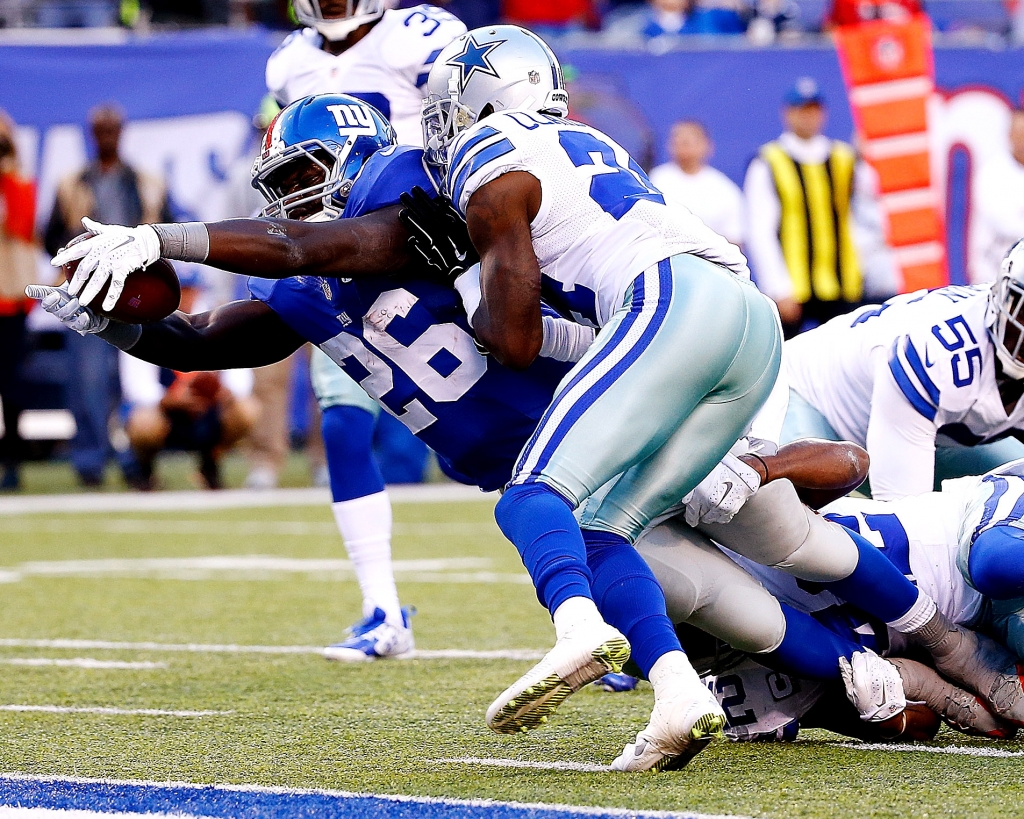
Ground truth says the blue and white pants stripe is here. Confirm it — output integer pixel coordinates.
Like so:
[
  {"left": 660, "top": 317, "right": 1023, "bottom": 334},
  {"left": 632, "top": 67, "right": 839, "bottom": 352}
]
[{"left": 511, "top": 252, "right": 783, "bottom": 542}]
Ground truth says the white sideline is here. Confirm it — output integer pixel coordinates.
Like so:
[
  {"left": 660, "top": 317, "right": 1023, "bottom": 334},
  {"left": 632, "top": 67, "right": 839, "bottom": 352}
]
[
  {"left": 0, "top": 658, "right": 166, "bottom": 670},
  {"left": 0, "top": 638, "right": 545, "bottom": 661},
  {"left": 0, "top": 484, "right": 496, "bottom": 516},
  {"left": 0, "top": 519, "right": 497, "bottom": 536},
  {"left": 433, "top": 757, "right": 611, "bottom": 773},
  {"left": 0, "top": 705, "right": 229, "bottom": 717},
  {"left": 0, "top": 773, "right": 756, "bottom": 819},
  {"left": 834, "top": 741, "right": 1024, "bottom": 758}
]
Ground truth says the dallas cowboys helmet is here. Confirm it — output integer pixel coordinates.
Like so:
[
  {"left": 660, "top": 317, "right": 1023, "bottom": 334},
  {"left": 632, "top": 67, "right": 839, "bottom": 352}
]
[
  {"left": 252, "top": 93, "right": 396, "bottom": 221},
  {"left": 989, "top": 238, "right": 1024, "bottom": 379},
  {"left": 292, "top": 0, "right": 397, "bottom": 41},
  {"left": 421, "top": 25, "right": 569, "bottom": 166}
]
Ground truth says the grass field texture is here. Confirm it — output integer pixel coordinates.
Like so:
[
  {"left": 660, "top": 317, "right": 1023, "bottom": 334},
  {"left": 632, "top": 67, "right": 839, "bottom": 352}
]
[{"left": 0, "top": 494, "right": 1022, "bottom": 818}]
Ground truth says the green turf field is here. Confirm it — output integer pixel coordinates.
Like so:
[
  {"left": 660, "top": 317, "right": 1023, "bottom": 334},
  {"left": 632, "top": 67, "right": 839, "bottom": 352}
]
[{"left": 0, "top": 494, "right": 1022, "bottom": 818}]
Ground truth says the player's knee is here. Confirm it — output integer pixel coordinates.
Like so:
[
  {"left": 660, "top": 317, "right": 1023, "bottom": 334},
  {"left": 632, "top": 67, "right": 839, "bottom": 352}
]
[
  {"left": 693, "top": 584, "right": 785, "bottom": 654},
  {"left": 773, "top": 513, "right": 858, "bottom": 582},
  {"left": 702, "top": 479, "right": 810, "bottom": 566}
]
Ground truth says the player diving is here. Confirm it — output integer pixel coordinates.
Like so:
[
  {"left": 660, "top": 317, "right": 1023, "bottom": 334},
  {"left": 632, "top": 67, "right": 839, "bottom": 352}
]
[{"left": 35, "top": 26, "right": 1024, "bottom": 773}]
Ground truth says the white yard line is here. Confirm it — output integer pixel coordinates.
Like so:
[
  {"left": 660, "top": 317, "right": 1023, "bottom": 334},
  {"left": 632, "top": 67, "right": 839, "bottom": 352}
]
[
  {"left": 0, "top": 520, "right": 497, "bottom": 536},
  {"left": 833, "top": 741, "right": 1024, "bottom": 758},
  {"left": 0, "top": 658, "right": 166, "bottom": 670},
  {"left": 0, "top": 638, "right": 545, "bottom": 661},
  {"left": 0, "top": 485, "right": 496, "bottom": 516},
  {"left": 433, "top": 757, "right": 612, "bottom": 773},
  {"left": 0, "top": 773, "right": 755, "bottom": 819},
  {"left": 0, "top": 555, "right": 530, "bottom": 585},
  {"left": 0, "top": 705, "right": 229, "bottom": 717}
]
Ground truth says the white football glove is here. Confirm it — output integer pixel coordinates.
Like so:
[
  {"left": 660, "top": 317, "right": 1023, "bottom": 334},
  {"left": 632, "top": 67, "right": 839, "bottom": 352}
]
[
  {"left": 25, "top": 284, "right": 109, "bottom": 336},
  {"left": 51, "top": 217, "right": 161, "bottom": 312},
  {"left": 840, "top": 650, "right": 907, "bottom": 723},
  {"left": 682, "top": 450, "right": 762, "bottom": 527}
]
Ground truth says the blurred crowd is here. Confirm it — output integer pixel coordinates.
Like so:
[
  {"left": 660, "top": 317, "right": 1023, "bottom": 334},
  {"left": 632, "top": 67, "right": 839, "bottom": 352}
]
[{"left": 0, "top": 0, "right": 1022, "bottom": 44}]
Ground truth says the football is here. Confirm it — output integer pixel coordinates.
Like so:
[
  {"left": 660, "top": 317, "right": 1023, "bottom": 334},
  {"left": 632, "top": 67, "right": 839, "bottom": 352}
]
[{"left": 60, "top": 232, "right": 181, "bottom": 323}]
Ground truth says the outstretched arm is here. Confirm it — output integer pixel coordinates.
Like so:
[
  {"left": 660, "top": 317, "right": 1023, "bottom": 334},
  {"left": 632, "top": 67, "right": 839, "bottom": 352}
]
[
  {"left": 27, "top": 284, "right": 305, "bottom": 372},
  {"left": 127, "top": 300, "right": 306, "bottom": 372},
  {"left": 201, "top": 205, "right": 411, "bottom": 278},
  {"left": 52, "top": 206, "right": 413, "bottom": 311},
  {"left": 464, "top": 171, "right": 543, "bottom": 370}
]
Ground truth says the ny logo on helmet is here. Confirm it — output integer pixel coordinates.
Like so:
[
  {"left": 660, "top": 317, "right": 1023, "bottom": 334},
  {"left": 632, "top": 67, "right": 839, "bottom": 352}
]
[{"left": 326, "top": 104, "right": 378, "bottom": 136}]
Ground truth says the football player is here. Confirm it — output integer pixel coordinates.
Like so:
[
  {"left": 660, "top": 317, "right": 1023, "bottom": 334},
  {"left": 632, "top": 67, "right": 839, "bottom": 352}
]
[
  {"left": 269, "top": 1, "right": 465, "bottom": 145},
  {"left": 657, "top": 445, "right": 1024, "bottom": 742},
  {"left": 415, "top": 25, "right": 1007, "bottom": 771},
  {"left": 49, "top": 28, "right": 1015, "bottom": 772},
  {"left": 782, "top": 241, "right": 1024, "bottom": 501},
  {"left": 264, "top": 1, "right": 464, "bottom": 660},
  {"left": 35, "top": 93, "right": 955, "bottom": 772}
]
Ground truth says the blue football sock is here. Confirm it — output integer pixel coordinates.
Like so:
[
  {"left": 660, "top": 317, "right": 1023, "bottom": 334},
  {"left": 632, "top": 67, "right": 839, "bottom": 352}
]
[
  {"left": 584, "top": 529, "right": 683, "bottom": 677},
  {"left": 321, "top": 405, "right": 385, "bottom": 503},
  {"left": 822, "top": 529, "right": 920, "bottom": 623},
  {"left": 494, "top": 483, "right": 593, "bottom": 614},
  {"left": 762, "top": 604, "right": 862, "bottom": 681},
  {"left": 969, "top": 525, "right": 1024, "bottom": 600}
]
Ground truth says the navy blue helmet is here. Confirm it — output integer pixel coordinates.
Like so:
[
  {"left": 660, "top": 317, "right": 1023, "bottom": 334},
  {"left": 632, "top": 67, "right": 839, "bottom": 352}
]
[{"left": 252, "top": 93, "right": 396, "bottom": 220}]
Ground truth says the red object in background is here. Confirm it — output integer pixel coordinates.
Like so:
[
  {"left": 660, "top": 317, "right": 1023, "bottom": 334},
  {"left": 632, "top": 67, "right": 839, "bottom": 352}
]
[
  {"left": 834, "top": 14, "right": 947, "bottom": 293},
  {"left": 827, "top": 0, "right": 922, "bottom": 27},
  {"left": 502, "top": 0, "right": 600, "bottom": 28},
  {"left": 0, "top": 174, "right": 35, "bottom": 243}
]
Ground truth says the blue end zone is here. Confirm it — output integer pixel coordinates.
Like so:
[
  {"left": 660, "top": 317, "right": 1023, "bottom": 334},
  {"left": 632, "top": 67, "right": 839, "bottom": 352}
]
[{"left": 0, "top": 775, "right": 732, "bottom": 819}]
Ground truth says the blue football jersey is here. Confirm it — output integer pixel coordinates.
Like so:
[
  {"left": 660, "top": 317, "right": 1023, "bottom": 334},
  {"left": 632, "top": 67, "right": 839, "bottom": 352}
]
[{"left": 249, "top": 145, "right": 573, "bottom": 491}]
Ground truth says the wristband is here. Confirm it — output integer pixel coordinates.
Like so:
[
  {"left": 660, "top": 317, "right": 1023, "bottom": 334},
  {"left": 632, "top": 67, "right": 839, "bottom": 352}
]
[
  {"left": 152, "top": 222, "right": 210, "bottom": 263},
  {"left": 96, "top": 321, "right": 143, "bottom": 351}
]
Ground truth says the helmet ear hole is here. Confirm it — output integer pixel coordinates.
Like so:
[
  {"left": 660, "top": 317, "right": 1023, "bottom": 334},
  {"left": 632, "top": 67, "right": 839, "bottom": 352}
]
[{"left": 479, "top": 103, "right": 495, "bottom": 120}]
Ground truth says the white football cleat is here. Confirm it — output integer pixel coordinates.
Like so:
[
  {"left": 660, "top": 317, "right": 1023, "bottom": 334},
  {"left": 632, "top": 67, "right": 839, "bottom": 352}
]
[
  {"left": 840, "top": 650, "right": 907, "bottom": 722},
  {"left": 485, "top": 622, "right": 630, "bottom": 734},
  {"left": 323, "top": 607, "right": 414, "bottom": 662},
  {"left": 611, "top": 681, "right": 726, "bottom": 772}
]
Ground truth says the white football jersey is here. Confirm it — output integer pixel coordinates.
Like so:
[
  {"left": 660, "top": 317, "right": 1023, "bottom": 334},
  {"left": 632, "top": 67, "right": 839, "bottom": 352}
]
[
  {"left": 446, "top": 111, "right": 750, "bottom": 328},
  {"left": 266, "top": 5, "right": 466, "bottom": 145},
  {"left": 787, "top": 287, "right": 1024, "bottom": 488},
  {"left": 823, "top": 490, "right": 985, "bottom": 628}
]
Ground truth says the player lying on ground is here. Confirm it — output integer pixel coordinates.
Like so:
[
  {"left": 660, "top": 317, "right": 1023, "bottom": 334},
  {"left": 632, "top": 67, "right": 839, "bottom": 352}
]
[
  {"left": 643, "top": 439, "right": 1024, "bottom": 742},
  {"left": 782, "top": 240, "right": 1024, "bottom": 500},
  {"left": 46, "top": 32, "right": 1017, "bottom": 769}
]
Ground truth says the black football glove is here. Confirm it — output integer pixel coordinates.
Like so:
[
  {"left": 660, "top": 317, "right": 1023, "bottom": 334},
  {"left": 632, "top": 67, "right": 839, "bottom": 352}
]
[{"left": 399, "top": 186, "right": 479, "bottom": 283}]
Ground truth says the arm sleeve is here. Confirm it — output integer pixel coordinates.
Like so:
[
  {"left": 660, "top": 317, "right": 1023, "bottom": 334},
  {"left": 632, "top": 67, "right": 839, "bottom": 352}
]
[
  {"left": 865, "top": 345, "right": 939, "bottom": 500},
  {"left": 743, "top": 157, "right": 792, "bottom": 302}
]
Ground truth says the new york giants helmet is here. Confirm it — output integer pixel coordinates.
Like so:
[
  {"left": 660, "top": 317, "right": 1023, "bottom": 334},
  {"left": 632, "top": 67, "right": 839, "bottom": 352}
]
[
  {"left": 291, "top": 0, "right": 397, "bottom": 41},
  {"left": 252, "top": 93, "right": 396, "bottom": 221},
  {"left": 421, "top": 25, "right": 569, "bottom": 166},
  {"left": 989, "top": 238, "right": 1024, "bottom": 379}
]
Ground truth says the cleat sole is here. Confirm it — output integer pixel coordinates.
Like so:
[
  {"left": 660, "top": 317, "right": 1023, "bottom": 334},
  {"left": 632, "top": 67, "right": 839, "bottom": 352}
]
[
  {"left": 488, "top": 638, "right": 632, "bottom": 734},
  {"left": 648, "top": 711, "right": 726, "bottom": 773}
]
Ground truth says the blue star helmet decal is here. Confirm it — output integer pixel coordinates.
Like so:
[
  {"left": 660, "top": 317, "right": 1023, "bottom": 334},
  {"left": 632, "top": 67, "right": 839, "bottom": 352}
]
[{"left": 446, "top": 35, "right": 505, "bottom": 88}]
